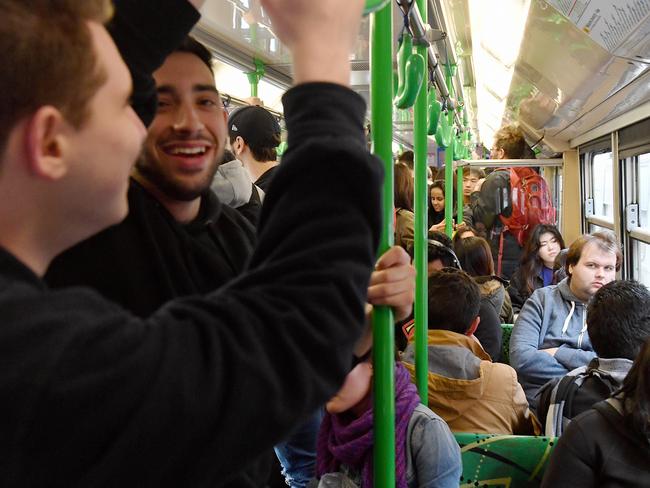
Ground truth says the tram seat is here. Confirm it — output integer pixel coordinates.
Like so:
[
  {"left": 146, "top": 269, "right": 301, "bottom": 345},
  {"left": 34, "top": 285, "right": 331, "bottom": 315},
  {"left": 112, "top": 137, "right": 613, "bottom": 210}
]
[
  {"left": 455, "top": 432, "right": 556, "bottom": 487},
  {"left": 499, "top": 324, "right": 514, "bottom": 365}
]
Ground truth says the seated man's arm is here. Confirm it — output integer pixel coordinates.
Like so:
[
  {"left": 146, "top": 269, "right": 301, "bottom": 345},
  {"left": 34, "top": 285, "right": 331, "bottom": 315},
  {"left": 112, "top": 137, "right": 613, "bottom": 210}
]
[
  {"left": 510, "top": 293, "right": 569, "bottom": 388},
  {"left": 554, "top": 344, "right": 597, "bottom": 371}
]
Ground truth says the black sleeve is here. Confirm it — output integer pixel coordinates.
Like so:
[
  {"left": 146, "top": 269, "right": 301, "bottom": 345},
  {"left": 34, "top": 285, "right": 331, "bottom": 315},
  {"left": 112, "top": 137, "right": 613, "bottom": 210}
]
[
  {"left": 108, "top": 0, "right": 200, "bottom": 125},
  {"left": 541, "top": 413, "right": 600, "bottom": 487},
  {"left": 507, "top": 269, "right": 528, "bottom": 314},
  {"left": 475, "top": 299, "right": 503, "bottom": 361},
  {"left": 23, "top": 84, "right": 382, "bottom": 486}
]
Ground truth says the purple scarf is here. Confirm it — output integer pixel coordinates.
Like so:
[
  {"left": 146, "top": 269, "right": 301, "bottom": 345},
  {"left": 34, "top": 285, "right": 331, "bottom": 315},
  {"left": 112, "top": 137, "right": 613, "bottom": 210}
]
[{"left": 316, "top": 363, "right": 421, "bottom": 488}]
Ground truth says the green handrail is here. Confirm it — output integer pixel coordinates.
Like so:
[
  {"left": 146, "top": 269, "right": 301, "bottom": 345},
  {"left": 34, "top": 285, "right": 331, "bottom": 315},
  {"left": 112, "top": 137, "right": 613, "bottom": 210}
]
[
  {"left": 393, "top": 33, "right": 425, "bottom": 110},
  {"left": 444, "top": 64, "right": 456, "bottom": 237},
  {"left": 370, "top": 3, "right": 395, "bottom": 488},
  {"left": 245, "top": 58, "right": 265, "bottom": 98},
  {"left": 413, "top": 0, "right": 429, "bottom": 405}
]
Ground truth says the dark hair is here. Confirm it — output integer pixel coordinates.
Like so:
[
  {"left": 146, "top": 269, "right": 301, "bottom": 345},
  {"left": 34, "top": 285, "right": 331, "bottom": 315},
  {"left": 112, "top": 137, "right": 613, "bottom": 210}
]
[
  {"left": 454, "top": 236, "right": 494, "bottom": 277},
  {"left": 430, "top": 179, "right": 445, "bottom": 197},
  {"left": 397, "top": 150, "right": 414, "bottom": 169},
  {"left": 587, "top": 281, "right": 650, "bottom": 360},
  {"left": 428, "top": 269, "right": 480, "bottom": 333},
  {"left": 518, "top": 224, "right": 565, "bottom": 294},
  {"left": 175, "top": 36, "right": 214, "bottom": 76},
  {"left": 466, "top": 168, "right": 485, "bottom": 179},
  {"left": 421, "top": 231, "right": 459, "bottom": 269},
  {"left": 565, "top": 230, "right": 623, "bottom": 277},
  {"left": 618, "top": 337, "right": 650, "bottom": 441},
  {"left": 451, "top": 225, "right": 477, "bottom": 248},
  {"left": 394, "top": 162, "right": 414, "bottom": 211},
  {"left": 493, "top": 125, "right": 526, "bottom": 159}
]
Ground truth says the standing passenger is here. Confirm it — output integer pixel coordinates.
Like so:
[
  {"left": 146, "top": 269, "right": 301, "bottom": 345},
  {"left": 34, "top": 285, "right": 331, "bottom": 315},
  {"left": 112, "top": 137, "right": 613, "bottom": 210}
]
[
  {"left": 0, "top": 0, "right": 400, "bottom": 485},
  {"left": 395, "top": 162, "right": 415, "bottom": 250}
]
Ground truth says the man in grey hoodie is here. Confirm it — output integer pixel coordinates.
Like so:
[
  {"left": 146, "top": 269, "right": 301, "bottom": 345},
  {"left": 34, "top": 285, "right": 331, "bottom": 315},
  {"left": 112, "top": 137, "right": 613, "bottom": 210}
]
[
  {"left": 536, "top": 280, "right": 650, "bottom": 435},
  {"left": 510, "top": 230, "right": 622, "bottom": 409}
]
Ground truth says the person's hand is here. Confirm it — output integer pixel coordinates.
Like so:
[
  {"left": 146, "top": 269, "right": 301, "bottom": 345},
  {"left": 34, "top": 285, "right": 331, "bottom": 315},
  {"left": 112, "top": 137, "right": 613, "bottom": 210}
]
[
  {"left": 428, "top": 221, "right": 445, "bottom": 233},
  {"left": 541, "top": 347, "right": 558, "bottom": 357},
  {"left": 367, "top": 246, "right": 416, "bottom": 322},
  {"left": 259, "top": 0, "right": 364, "bottom": 85}
]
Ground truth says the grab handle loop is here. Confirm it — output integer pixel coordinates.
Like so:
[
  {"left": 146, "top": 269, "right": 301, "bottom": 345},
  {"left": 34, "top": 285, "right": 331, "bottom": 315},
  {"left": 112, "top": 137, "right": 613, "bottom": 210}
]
[
  {"left": 427, "top": 86, "right": 442, "bottom": 135},
  {"left": 435, "top": 110, "right": 452, "bottom": 148},
  {"left": 393, "top": 33, "right": 425, "bottom": 109}
]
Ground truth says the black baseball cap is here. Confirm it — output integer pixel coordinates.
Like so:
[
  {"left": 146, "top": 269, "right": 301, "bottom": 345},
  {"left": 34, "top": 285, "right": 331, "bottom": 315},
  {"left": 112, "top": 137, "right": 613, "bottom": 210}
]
[{"left": 228, "top": 105, "right": 281, "bottom": 149}]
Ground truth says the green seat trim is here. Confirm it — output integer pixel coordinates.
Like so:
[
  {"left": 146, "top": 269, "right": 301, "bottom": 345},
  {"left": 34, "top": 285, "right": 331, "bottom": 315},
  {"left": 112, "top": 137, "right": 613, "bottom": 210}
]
[
  {"left": 455, "top": 432, "right": 557, "bottom": 487},
  {"left": 500, "top": 324, "right": 514, "bottom": 365}
]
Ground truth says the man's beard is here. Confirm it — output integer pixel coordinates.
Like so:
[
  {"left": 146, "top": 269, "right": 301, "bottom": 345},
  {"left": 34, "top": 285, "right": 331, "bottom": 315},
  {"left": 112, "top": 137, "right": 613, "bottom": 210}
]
[{"left": 135, "top": 147, "right": 222, "bottom": 202}]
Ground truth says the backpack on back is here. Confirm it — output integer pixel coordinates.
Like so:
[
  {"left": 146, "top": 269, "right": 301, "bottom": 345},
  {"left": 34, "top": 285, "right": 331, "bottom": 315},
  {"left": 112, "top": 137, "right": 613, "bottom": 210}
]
[
  {"left": 499, "top": 167, "right": 556, "bottom": 247},
  {"left": 539, "top": 366, "right": 621, "bottom": 437}
]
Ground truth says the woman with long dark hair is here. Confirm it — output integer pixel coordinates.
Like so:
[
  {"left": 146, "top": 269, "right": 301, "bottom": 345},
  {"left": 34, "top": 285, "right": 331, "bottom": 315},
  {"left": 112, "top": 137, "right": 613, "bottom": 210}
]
[
  {"left": 542, "top": 337, "right": 650, "bottom": 487},
  {"left": 394, "top": 162, "right": 415, "bottom": 250},
  {"left": 454, "top": 236, "right": 514, "bottom": 324},
  {"left": 508, "top": 224, "right": 565, "bottom": 313}
]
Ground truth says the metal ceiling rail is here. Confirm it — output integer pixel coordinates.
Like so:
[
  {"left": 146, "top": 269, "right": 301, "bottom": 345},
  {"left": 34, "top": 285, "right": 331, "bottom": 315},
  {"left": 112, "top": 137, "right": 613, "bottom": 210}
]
[
  {"left": 457, "top": 158, "right": 564, "bottom": 168},
  {"left": 405, "top": 2, "right": 464, "bottom": 129}
]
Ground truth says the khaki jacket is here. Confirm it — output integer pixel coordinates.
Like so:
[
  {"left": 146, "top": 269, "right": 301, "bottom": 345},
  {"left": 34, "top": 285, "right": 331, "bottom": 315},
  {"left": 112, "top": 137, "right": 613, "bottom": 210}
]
[{"left": 402, "top": 330, "right": 540, "bottom": 435}]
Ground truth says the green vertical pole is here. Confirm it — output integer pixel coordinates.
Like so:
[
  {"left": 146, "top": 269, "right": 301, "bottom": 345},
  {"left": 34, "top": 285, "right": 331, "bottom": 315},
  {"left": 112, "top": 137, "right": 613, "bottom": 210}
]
[
  {"left": 413, "top": 0, "right": 429, "bottom": 404},
  {"left": 246, "top": 59, "right": 265, "bottom": 98},
  {"left": 457, "top": 164, "right": 464, "bottom": 224},
  {"left": 370, "top": 4, "right": 394, "bottom": 488},
  {"left": 444, "top": 64, "right": 455, "bottom": 238}
]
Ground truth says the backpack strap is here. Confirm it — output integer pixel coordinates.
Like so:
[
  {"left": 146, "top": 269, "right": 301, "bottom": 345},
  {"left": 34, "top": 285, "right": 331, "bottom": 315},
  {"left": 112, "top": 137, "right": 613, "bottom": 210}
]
[{"left": 497, "top": 230, "right": 505, "bottom": 276}]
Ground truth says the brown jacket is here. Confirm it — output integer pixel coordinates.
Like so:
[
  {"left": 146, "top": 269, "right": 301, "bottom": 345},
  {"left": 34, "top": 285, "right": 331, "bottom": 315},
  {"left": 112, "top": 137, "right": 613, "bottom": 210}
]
[{"left": 402, "top": 330, "right": 540, "bottom": 435}]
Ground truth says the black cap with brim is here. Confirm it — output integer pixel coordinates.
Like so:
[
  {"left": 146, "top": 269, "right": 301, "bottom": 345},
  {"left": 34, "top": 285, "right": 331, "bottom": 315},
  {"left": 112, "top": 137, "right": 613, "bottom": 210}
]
[{"left": 228, "top": 105, "right": 281, "bottom": 148}]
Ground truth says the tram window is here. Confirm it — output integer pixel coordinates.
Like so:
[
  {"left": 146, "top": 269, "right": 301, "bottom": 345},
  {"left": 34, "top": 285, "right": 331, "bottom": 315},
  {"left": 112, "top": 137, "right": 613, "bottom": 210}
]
[
  {"left": 639, "top": 153, "right": 650, "bottom": 228},
  {"left": 589, "top": 223, "right": 609, "bottom": 233},
  {"left": 632, "top": 240, "right": 650, "bottom": 287},
  {"left": 592, "top": 152, "right": 614, "bottom": 220}
]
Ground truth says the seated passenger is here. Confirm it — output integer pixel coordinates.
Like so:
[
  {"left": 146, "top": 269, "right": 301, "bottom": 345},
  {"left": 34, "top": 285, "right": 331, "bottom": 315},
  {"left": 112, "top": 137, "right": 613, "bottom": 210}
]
[
  {"left": 541, "top": 337, "right": 650, "bottom": 488},
  {"left": 313, "top": 360, "right": 461, "bottom": 488},
  {"left": 454, "top": 235, "right": 514, "bottom": 324},
  {"left": 427, "top": 180, "right": 472, "bottom": 234},
  {"left": 537, "top": 280, "right": 650, "bottom": 436},
  {"left": 402, "top": 269, "right": 539, "bottom": 434},
  {"left": 394, "top": 162, "right": 415, "bottom": 250},
  {"left": 510, "top": 231, "right": 622, "bottom": 409},
  {"left": 508, "top": 224, "right": 566, "bottom": 314},
  {"left": 406, "top": 232, "right": 503, "bottom": 360}
]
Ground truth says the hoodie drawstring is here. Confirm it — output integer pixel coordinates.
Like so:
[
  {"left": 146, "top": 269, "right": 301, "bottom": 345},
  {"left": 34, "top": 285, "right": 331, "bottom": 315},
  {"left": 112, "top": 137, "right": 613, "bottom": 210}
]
[
  {"left": 561, "top": 301, "right": 575, "bottom": 336},
  {"left": 577, "top": 309, "right": 588, "bottom": 349}
]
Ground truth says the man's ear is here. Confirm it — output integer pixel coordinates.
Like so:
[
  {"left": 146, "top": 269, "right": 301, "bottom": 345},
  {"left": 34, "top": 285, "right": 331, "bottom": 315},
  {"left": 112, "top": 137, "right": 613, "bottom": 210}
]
[
  {"left": 466, "top": 316, "right": 480, "bottom": 336},
  {"left": 24, "top": 106, "right": 69, "bottom": 181}
]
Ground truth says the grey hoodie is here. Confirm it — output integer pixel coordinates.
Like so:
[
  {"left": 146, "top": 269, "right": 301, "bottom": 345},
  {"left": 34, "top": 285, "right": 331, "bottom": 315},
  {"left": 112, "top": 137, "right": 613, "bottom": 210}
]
[{"left": 510, "top": 277, "right": 597, "bottom": 409}]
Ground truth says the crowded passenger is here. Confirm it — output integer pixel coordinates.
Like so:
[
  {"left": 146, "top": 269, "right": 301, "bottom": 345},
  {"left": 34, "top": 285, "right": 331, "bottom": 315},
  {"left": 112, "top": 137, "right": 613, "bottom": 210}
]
[
  {"left": 508, "top": 224, "right": 566, "bottom": 313},
  {"left": 541, "top": 337, "right": 650, "bottom": 487},
  {"left": 470, "top": 125, "right": 554, "bottom": 279},
  {"left": 462, "top": 167, "right": 485, "bottom": 207},
  {"left": 0, "top": 0, "right": 401, "bottom": 484},
  {"left": 454, "top": 236, "right": 514, "bottom": 324},
  {"left": 537, "top": 280, "right": 650, "bottom": 436},
  {"left": 428, "top": 180, "right": 447, "bottom": 233},
  {"left": 228, "top": 104, "right": 281, "bottom": 193},
  {"left": 402, "top": 269, "right": 539, "bottom": 434},
  {"left": 395, "top": 162, "right": 415, "bottom": 250},
  {"left": 510, "top": 230, "right": 622, "bottom": 409},
  {"left": 211, "top": 148, "right": 264, "bottom": 225},
  {"left": 312, "top": 358, "right": 461, "bottom": 488}
]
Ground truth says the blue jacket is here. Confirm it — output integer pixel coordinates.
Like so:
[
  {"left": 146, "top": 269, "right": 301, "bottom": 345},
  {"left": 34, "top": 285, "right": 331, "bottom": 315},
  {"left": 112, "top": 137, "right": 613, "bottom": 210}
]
[{"left": 510, "top": 278, "right": 597, "bottom": 409}]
